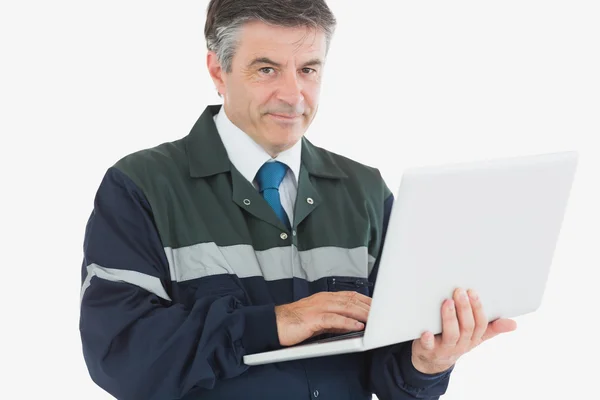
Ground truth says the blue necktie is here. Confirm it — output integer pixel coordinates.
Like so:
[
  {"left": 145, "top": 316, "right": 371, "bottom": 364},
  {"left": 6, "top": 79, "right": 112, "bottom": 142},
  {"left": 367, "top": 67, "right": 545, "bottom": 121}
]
[{"left": 255, "top": 161, "right": 291, "bottom": 230}]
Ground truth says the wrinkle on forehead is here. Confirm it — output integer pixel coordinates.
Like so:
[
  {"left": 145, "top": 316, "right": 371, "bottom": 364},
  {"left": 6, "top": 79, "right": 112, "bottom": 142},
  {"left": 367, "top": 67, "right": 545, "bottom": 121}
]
[
  {"left": 235, "top": 22, "right": 326, "bottom": 71},
  {"left": 244, "top": 22, "right": 323, "bottom": 49},
  {"left": 290, "top": 26, "right": 320, "bottom": 53},
  {"left": 265, "top": 33, "right": 323, "bottom": 64}
]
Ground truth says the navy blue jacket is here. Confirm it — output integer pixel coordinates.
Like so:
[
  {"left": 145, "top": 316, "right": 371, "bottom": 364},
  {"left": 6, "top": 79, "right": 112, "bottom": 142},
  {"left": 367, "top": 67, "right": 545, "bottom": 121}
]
[{"left": 79, "top": 106, "right": 453, "bottom": 399}]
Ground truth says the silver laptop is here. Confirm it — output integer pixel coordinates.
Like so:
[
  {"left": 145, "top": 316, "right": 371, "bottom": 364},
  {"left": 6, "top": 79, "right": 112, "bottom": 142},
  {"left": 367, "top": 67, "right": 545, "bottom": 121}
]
[{"left": 243, "top": 151, "right": 578, "bottom": 366}]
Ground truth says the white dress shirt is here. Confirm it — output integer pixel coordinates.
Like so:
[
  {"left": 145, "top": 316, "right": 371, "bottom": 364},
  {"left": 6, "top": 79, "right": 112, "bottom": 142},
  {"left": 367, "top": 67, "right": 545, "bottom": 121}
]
[{"left": 213, "top": 107, "right": 301, "bottom": 225}]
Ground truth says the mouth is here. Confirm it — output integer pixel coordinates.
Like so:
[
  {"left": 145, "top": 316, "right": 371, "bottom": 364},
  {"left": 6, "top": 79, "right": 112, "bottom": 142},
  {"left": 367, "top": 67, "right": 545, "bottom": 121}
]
[{"left": 268, "top": 113, "right": 303, "bottom": 122}]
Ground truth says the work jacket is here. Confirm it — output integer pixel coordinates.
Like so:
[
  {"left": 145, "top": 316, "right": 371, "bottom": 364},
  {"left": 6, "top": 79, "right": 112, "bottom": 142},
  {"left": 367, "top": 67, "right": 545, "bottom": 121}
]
[{"left": 79, "top": 105, "right": 452, "bottom": 400}]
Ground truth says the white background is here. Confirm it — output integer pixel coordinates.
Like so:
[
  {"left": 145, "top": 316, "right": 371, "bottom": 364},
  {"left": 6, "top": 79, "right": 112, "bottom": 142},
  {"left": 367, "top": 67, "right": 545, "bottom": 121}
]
[{"left": 1, "top": 0, "right": 599, "bottom": 399}]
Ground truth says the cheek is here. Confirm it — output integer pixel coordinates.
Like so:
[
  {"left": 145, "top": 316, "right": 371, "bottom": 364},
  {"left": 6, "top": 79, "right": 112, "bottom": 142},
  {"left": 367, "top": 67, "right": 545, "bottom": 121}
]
[
  {"left": 303, "top": 82, "right": 321, "bottom": 109},
  {"left": 225, "top": 77, "right": 246, "bottom": 107},
  {"left": 253, "top": 89, "right": 277, "bottom": 114}
]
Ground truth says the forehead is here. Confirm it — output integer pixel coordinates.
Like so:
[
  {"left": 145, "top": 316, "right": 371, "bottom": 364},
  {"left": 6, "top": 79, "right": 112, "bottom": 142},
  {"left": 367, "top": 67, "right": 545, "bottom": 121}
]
[{"left": 235, "top": 21, "right": 327, "bottom": 61}]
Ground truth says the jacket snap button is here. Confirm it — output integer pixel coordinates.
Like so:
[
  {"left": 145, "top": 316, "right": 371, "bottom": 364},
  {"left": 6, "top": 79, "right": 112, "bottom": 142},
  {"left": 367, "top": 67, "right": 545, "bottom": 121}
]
[
  {"left": 280, "top": 233, "right": 288, "bottom": 240},
  {"left": 243, "top": 199, "right": 251, "bottom": 206},
  {"left": 307, "top": 197, "right": 314, "bottom": 204}
]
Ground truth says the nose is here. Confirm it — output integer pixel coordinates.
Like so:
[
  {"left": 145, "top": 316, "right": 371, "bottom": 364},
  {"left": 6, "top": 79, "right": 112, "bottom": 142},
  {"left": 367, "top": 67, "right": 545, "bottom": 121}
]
[{"left": 276, "top": 70, "right": 304, "bottom": 108}]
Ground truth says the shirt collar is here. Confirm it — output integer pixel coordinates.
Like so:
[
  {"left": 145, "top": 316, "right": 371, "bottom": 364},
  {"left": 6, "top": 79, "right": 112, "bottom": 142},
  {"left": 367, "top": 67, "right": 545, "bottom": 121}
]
[
  {"left": 185, "top": 105, "right": 347, "bottom": 180},
  {"left": 213, "top": 106, "right": 302, "bottom": 185}
]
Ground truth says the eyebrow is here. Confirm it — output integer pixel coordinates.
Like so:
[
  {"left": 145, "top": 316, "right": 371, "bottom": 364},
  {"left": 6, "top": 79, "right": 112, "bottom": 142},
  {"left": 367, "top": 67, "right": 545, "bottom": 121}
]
[
  {"left": 301, "top": 58, "right": 323, "bottom": 68},
  {"left": 247, "top": 57, "right": 323, "bottom": 69}
]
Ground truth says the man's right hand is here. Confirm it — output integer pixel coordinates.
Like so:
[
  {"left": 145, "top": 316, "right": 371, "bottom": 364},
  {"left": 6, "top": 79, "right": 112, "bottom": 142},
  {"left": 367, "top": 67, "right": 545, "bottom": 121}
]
[{"left": 274, "top": 291, "right": 372, "bottom": 347}]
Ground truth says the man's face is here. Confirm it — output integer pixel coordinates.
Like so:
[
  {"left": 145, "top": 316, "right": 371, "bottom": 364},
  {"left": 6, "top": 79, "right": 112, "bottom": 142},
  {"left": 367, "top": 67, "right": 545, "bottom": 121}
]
[{"left": 209, "top": 21, "right": 327, "bottom": 156}]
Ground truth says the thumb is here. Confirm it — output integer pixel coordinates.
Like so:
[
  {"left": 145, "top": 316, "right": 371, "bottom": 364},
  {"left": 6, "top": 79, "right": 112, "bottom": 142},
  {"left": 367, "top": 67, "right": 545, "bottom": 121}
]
[
  {"left": 419, "top": 331, "right": 436, "bottom": 351},
  {"left": 482, "top": 318, "right": 518, "bottom": 342}
]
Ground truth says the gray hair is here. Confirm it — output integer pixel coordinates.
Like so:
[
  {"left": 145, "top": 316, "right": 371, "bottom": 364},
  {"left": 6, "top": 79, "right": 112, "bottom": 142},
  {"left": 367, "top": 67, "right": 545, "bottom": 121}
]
[{"left": 204, "top": 0, "right": 337, "bottom": 73}]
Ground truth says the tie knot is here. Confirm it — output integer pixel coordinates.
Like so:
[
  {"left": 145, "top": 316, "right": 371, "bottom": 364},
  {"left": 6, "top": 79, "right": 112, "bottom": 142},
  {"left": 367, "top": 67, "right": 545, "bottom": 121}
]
[{"left": 255, "top": 161, "right": 288, "bottom": 192}]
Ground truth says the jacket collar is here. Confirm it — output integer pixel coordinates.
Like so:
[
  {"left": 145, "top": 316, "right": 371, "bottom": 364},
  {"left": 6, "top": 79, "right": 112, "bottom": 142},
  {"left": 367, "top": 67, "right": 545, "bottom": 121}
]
[
  {"left": 186, "top": 105, "right": 231, "bottom": 178},
  {"left": 300, "top": 137, "right": 348, "bottom": 179},
  {"left": 186, "top": 104, "right": 348, "bottom": 180}
]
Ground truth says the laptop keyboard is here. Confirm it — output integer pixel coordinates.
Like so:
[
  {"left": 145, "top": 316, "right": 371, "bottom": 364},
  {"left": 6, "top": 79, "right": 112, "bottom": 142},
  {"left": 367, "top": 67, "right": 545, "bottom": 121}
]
[{"left": 313, "top": 331, "right": 365, "bottom": 344}]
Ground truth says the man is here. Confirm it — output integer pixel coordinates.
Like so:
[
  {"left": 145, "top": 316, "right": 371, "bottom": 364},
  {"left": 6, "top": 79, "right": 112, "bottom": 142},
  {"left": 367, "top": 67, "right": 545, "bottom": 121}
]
[{"left": 79, "top": 1, "right": 517, "bottom": 399}]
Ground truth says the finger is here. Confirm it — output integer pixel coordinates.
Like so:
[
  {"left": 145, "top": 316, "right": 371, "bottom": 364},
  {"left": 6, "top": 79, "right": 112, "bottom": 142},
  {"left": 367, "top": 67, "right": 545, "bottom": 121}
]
[
  {"left": 481, "top": 318, "right": 518, "bottom": 342},
  {"left": 339, "top": 293, "right": 372, "bottom": 313},
  {"left": 441, "top": 299, "right": 460, "bottom": 347},
  {"left": 468, "top": 289, "right": 488, "bottom": 343},
  {"left": 328, "top": 301, "right": 369, "bottom": 322},
  {"left": 335, "top": 291, "right": 373, "bottom": 306},
  {"left": 454, "top": 288, "right": 475, "bottom": 347},
  {"left": 324, "top": 296, "right": 370, "bottom": 322},
  {"left": 324, "top": 292, "right": 371, "bottom": 314},
  {"left": 419, "top": 331, "right": 436, "bottom": 351},
  {"left": 322, "top": 328, "right": 356, "bottom": 335},
  {"left": 319, "top": 313, "right": 365, "bottom": 332}
]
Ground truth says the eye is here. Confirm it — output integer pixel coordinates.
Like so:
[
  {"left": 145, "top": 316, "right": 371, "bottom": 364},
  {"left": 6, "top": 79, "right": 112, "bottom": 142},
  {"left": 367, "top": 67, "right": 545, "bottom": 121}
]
[
  {"left": 302, "top": 68, "right": 316, "bottom": 74},
  {"left": 259, "top": 67, "right": 275, "bottom": 75}
]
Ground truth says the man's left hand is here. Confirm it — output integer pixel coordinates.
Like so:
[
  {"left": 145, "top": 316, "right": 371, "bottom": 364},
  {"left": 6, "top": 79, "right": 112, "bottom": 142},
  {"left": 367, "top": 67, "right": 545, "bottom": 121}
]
[{"left": 411, "top": 288, "right": 518, "bottom": 375}]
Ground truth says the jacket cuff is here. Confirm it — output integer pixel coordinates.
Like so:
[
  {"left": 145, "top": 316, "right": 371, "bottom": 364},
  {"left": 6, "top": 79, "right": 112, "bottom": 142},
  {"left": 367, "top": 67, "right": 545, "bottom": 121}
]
[
  {"left": 241, "top": 304, "right": 281, "bottom": 354},
  {"left": 398, "top": 343, "right": 454, "bottom": 389}
]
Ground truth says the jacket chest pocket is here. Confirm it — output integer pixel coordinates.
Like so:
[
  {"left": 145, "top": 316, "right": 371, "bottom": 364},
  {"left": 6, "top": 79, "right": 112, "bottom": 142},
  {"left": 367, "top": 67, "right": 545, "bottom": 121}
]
[{"left": 327, "top": 276, "right": 373, "bottom": 296}]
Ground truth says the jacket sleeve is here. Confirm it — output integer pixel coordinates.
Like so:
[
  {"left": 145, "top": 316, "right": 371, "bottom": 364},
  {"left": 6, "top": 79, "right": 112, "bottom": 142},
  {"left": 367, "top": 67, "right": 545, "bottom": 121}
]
[
  {"left": 367, "top": 192, "right": 454, "bottom": 399},
  {"left": 79, "top": 167, "right": 281, "bottom": 400}
]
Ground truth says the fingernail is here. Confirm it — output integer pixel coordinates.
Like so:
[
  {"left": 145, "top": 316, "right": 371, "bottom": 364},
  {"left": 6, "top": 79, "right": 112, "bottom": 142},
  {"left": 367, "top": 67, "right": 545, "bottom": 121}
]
[
  {"left": 427, "top": 335, "right": 435, "bottom": 347},
  {"left": 424, "top": 333, "right": 435, "bottom": 348},
  {"left": 356, "top": 322, "right": 364, "bottom": 328},
  {"left": 459, "top": 289, "right": 468, "bottom": 300},
  {"left": 448, "top": 300, "right": 455, "bottom": 311},
  {"left": 469, "top": 290, "right": 479, "bottom": 301}
]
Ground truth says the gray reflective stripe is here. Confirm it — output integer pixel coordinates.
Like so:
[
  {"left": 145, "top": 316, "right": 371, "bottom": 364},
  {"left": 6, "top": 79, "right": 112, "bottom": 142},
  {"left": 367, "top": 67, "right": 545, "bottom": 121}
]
[
  {"left": 368, "top": 255, "right": 376, "bottom": 271},
  {"left": 80, "top": 263, "right": 172, "bottom": 302},
  {"left": 164, "top": 244, "right": 377, "bottom": 283}
]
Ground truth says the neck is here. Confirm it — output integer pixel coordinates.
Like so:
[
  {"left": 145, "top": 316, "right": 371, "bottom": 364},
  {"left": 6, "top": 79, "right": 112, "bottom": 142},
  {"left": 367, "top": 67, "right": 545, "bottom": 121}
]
[
  {"left": 261, "top": 142, "right": 291, "bottom": 159},
  {"left": 221, "top": 104, "right": 299, "bottom": 158}
]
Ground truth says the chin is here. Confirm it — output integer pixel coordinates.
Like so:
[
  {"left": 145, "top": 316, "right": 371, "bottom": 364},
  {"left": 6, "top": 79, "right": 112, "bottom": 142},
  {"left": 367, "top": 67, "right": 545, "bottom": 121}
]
[
  {"left": 271, "top": 133, "right": 298, "bottom": 147},
  {"left": 267, "top": 122, "right": 302, "bottom": 136},
  {"left": 266, "top": 131, "right": 302, "bottom": 151}
]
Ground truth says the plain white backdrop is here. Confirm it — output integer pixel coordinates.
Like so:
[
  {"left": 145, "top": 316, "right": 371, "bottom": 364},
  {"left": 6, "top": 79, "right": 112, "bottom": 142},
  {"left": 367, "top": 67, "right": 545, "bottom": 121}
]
[{"left": 1, "top": 0, "right": 599, "bottom": 399}]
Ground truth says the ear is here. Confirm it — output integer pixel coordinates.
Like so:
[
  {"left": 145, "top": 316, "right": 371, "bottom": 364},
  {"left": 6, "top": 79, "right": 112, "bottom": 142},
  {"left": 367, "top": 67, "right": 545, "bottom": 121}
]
[{"left": 207, "top": 51, "right": 226, "bottom": 97}]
